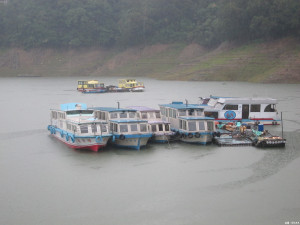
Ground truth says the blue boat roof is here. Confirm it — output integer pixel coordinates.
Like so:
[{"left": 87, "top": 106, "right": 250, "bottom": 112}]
[
  {"left": 60, "top": 103, "right": 87, "bottom": 111},
  {"left": 89, "top": 107, "right": 136, "bottom": 112},
  {"left": 159, "top": 102, "right": 204, "bottom": 110},
  {"left": 179, "top": 116, "right": 215, "bottom": 120},
  {"left": 109, "top": 119, "right": 148, "bottom": 123},
  {"left": 127, "top": 106, "right": 159, "bottom": 112}
]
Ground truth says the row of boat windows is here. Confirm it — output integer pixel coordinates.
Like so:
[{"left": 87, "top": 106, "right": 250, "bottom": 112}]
[
  {"left": 52, "top": 111, "right": 66, "bottom": 119},
  {"left": 110, "top": 123, "right": 148, "bottom": 133},
  {"left": 160, "top": 108, "right": 203, "bottom": 118},
  {"left": 66, "top": 123, "right": 108, "bottom": 134},
  {"left": 223, "top": 104, "right": 276, "bottom": 112},
  {"left": 150, "top": 124, "right": 170, "bottom": 132},
  {"left": 180, "top": 120, "right": 214, "bottom": 132},
  {"left": 140, "top": 112, "right": 161, "bottom": 119},
  {"left": 95, "top": 111, "right": 137, "bottom": 120},
  {"left": 95, "top": 111, "right": 161, "bottom": 120}
]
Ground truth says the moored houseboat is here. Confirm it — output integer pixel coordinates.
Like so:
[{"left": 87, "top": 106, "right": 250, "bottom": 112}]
[
  {"left": 128, "top": 106, "right": 174, "bottom": 143},
  {"left": 47, "top": 103, "right": 111, "bottom": 152},
  {"left": 159, "top": 101, "right": 215, "bottom": 144},
  {"left": 200, "top": 96, "right": 281, "bottom": 125},
  {"left": 91, "top": 107, "right": 152, "bottom": 150}
]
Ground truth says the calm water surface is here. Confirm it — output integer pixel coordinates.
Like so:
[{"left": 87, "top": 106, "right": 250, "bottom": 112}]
[{"left": 0, "top": 77, "right": 300, "bottom": 225}]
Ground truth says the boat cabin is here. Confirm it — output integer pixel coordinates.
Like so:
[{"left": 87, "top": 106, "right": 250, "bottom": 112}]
[
  {"left": 200, "top": 97, "right": 280, "bottom": 124},
  {"left": 50, "top": 103, "right": 109, "bottom": 137},
  {"left": 159, "top": 101, "right": 205, "bottom": 130}
]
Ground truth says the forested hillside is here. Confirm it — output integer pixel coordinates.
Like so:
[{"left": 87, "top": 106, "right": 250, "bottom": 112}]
[{"left": 0, "top": 0, "right": 299, "bottom": 49}]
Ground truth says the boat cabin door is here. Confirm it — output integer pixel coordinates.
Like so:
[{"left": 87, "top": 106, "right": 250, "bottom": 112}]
[{"left": 242, "top": 104, "right": 249, "bottom": 119}]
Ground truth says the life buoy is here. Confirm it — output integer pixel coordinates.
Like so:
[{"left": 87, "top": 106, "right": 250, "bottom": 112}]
[
  {"left": 60, "top": 131, "right": 64, "bottom": 138},
  {"left": 95, "top": 136, "right": 103, "bottom": 143},
  {"left": 195, "top": 132, "right": 201, "bottom": 138},
  {"left": 188, "top": 133, "right": 194, "bottom": 138},
  {"left": 66, "top": 134, "right": 69, "bottom": 141},
  {"left": 52, "top": 128, "right": 56, "bottom": 134},
  {"left": 119, "top": 134, "right": 125, "bottom": 140}
]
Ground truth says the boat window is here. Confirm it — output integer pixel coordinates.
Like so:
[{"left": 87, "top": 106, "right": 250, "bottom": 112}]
[
  {"left": 207, "top": 121, "right": 214, "bottom": 131},
  {"left": 129, "top": 112, "right": 136, "bottom": 118},
  {"left": 52, "top": 111, "right": 57, "bottom": 119},
  {"left": 140, "top": 124, "right": 147, "bottom": 132},
  {"left": 178, "top": 110, "right": 186, "bottom": 116},
  {"left": 66, "top": 110, "right": 93, "bottom": 115},
  {"left": 72, "top": 125, "right": 77, "bottom": 132},
  {"left": 183, "top": 121, "right": 187, "bottom": 130},
  {"left": 101, "top": 112, "right": 106, "bottom": 120},
  {"left": 172, "top": 109, "right": 177, "bottom": 118},
  {"left": 113, "top": 123, "right": 118, "bottom": 132},
  {"left": 165, "top": 124, "right": 170, "bottom": 131},
  {"left": 149, "top": 112, "right": 155, "bottom": 119},
  {"left": 80, "top": 125, "right": 89, "bottom": 134},
  {"left": 131, "top": 124, "right": 138, "bottom": 132},
  {"left": 91, "top": 124, "right": 97, "bottom": 133},
  {"left": 155, "top": 112, "right": 161, "bottom": 118},
  {"left": 59, "top": 120, "right": 63, "bottom": 128},
  {"left": 67, "top": 123, "right": 71, "bottom": 130},
  {"left": 120, "top": 112, "right": 127, "bottom": 118},
  {"left": 151, "top": 125, "right": 157, "bottom": 132},
  {"left": 160, "top": 107, "right": 166, "bottom": 116},
  {"left": 110, "top": 113, "right": 118, "bottom": 119},
  {"left": 159, "top": 124, "right": 163, "bottom": 131},
  {"left": 188, "top": 121, "right": 197, "bottom": 131},
  {"left": 196, "top": 110, "right": 203, "bottom": 116},
  {"left": 204, "top": 111, "right": 218, "bottom": 119},
  {"left": 120, "top": 124, "right": 128, "bottom": 133},
  {"left": 251, "top": 104, "right": 261, "bottom": 112},
  {"left": 223, "top": 105, "right": 238, "bottom": 110},
  {"left": 101, "top": 124, "right": 107, "bottom": 133},
  {"left": 141, "top": 112, "right": 148, "bottom": 119},
  {"left": 198, "top": 121, "right": 205, "bottom": 130},
  {"left": 188, "top": 109, "right": 195, "bottom": 116},
  {"left": 88, "top": 84, "right": 94, "bottom": 88},
  {"left": 264, "top": 104, "right": 276, "bottom": 112}
]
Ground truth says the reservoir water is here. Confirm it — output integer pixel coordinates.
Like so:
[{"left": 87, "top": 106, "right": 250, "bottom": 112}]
[{"left": 0, "top": 77, "right": 300, "bottom": 225}]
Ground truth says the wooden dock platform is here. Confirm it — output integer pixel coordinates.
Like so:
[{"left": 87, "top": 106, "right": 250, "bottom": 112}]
[{"left": 214, "top": 136, "right": 253, "bottom": 147}]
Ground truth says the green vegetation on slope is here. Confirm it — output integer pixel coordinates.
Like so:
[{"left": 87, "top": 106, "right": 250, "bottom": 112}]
[{"left": 1, "top": 38, "right": 299, "bottom": 83}]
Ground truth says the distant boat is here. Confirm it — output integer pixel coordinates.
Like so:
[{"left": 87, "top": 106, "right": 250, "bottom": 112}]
[
  {"left": 118, "top": 79, "right": 145, "bottom": 92},
  {"left": 77, "top": 80, "right": 107, "bottom": 93},
  {"left": 47, "top": 103, "right": 111, "bottom": 152}
]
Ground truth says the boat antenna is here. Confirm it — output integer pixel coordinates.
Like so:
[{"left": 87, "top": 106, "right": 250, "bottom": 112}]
[
  {"left": 117, "top": 101, "right": 120, "bottom": 109},
  {"left": 185, "top": 99, "right": 188, "bottom": 107},
  {"left": 281, "top": 112, "right": 284, "bottom": 138}
]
